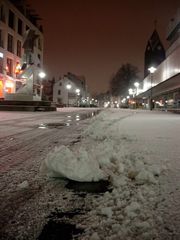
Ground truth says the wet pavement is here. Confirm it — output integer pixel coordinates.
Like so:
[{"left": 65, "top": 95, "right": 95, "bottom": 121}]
[
  {"left": 38, "top": 110, "right": 101, "bottom": 129},
  {"left": 36, "top": 179, "right": 111, "bottom": 239},
  {"left": 0, "top": 108, "right": 102, "bottom": 240}
]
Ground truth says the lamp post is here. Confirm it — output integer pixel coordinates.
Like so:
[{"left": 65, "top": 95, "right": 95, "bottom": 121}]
[
  {"left": 38, "top": 71, "right": 46, "bottom": 100},
  {"left": 134, "top": 82, "right": 139, "bottom": 96},
  {"left": 66, "top": 83, "right": 72, "bottom": 107},
  {"left": 75, "top": 88, "right": 80, "bottom": 106},
  {"left": 128, "top": 88, "right": 135, "bottom": 98},
  {"left": 148, "top": 66, "right": 156, "bottom": 110}
]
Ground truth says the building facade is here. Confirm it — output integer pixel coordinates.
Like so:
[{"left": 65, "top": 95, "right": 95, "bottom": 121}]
[
  {"left": 53, "top": 72, "right": 88, "bottom": 107},
  {"left": 139, "top": 9, "right": 180, "bottom": 110},
  {"left": 0, "top": 0, "right": 43, "bottom": 99}
]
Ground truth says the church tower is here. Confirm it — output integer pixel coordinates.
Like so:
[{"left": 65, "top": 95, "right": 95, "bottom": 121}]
[{"left": 144, "top": 29, "right": 166, "bottom": 77}]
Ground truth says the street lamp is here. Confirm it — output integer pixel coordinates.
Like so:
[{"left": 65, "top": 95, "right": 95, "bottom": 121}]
[
  {"left": 38, "top": 71, "right": 46, "bottom": 100},
  {"left": 148, "top": 66, "right": 157, "bottom": 110},
  {"left": 128, "top": 88, "right": 135, "bottom": 97},
  {"left": 39, "top": 71, "right": 46, "bottom": 78},
  {"left": 75, "top": 88, "right": 80, "bottom": 95},
  {"left": 66, "top": 83, "right": 72, "bottom": 107}
]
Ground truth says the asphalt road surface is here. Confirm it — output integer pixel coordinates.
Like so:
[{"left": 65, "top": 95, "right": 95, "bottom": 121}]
[{"left": 0, "top": 108, "right": 100, "bottom": 240}]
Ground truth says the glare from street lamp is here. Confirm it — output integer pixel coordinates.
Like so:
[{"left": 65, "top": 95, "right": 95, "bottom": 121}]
[
  {"left": 75, "top": 88, "right": 80, "bottom": 94},
  {"left": 128, "top": 88, "right": 133, "bottom": 95},
  {"left": 39, "top": 71, "right": 46, "bottom": 78},
  {"left": 66, "top": 84, "right": 72, "bottom": 90},
  {"left": 134, "top": 82, "right": 139, "bottom": 88},
  {"left": 148, "top": 66, "right": 157, "bottom": 74}
]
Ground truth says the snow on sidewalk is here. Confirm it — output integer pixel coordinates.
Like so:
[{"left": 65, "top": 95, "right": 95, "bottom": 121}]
[{"left": 42, "top": 109, "right": 180, "bottom": 239}]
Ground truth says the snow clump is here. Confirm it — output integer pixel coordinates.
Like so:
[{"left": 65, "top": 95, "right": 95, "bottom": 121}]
[
  {"left": 42, "top": 145, "right": 107, "bottom": 182},
  {"left": 17, "top": 180, "right": 29, "bottom": 189}
]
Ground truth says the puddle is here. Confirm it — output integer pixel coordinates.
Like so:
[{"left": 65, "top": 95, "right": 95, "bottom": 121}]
[
  {"left": 38, "top": 110, "right": 101, "bottom": 129},
  {"left": 38, "top": 123, "right": 47, "bottom": 129},
  {"left": 38, "top": 209, "right": 84, "bottom": 240},
  {"left": 66, "top": 180, "right": 110, "bottom": 193},
  {"left": 69, "top": 110, "right": 101, "bottom": 122},
  {"left": 74, "top": 110, "right": 101, "bottom": 121},
  {"left": 38, "top": 123, "right": 66, "bottom": 129},
  {"left": 37, "top": 220, "right": 83, "bottom": 240}
]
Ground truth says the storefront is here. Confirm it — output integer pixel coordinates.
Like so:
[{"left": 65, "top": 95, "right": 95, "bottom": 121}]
[{"left": 0, "top": 74, "right": 16, "bottom": 99}]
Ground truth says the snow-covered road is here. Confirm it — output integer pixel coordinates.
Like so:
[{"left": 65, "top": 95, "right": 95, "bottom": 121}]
[{"left": 0, "top": 108, "right": 180, "bottom": 240}]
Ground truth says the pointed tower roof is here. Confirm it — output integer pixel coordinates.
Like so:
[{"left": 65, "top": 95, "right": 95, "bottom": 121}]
[
  {"left": 149, "top": 30, "right": 162, "bottom": 51},
  {"left": 144, "top": 29, "right": 166, "bottom": 77}
]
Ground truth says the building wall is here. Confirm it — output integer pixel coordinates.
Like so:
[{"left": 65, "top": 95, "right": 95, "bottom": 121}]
[
  {"left": 141, "top": 8, "right": 180, "bottom": 96},
  {"left": 0, "top": 0, "right": 43, "bottom": 98},
  {"left": 142, "top": 45, "right": 180, "bottom": 93},
  {"left": 53, "top": 76, "right": 87, "bottom": 106},
  {"left": 166, "top": 8, "right": 180, "bottom": 45}
]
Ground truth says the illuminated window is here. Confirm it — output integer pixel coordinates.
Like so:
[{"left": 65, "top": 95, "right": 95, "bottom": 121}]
[
  {"left": 6, "top": 58, "right": 13, "bottom": 76},
  {"left": 17, "top": 40, "right": 21, "bottom": 57},
  {"left": 15, "top": 62, "right": 21, "bottom": 76},
  {"left": 0, "top": 80, "right": 3, "bottom": 98},
  {"left": 5, "top": 81, "right": 14, "bottom": 93},
  {"left": 7, "top": 34, "right": 13, "bottom": 53}
]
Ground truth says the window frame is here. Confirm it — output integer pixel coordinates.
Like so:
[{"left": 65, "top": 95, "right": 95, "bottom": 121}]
[
  {"left": 7, "top": 33, "right": 14, "bottom": 53},
  {"left": 8, "top": 10, "right": 15, "bottom": 29}
]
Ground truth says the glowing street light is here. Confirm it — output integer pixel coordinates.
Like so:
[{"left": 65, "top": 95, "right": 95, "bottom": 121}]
[
  {"left": 148, "top": 66, "right": 157, "bottom": 110},
  {"left": 134, "top": 82, "right": 139, "bottom": 88},
  {"left": 75, "top": 88, "right": 80, "bottom": 95},
  {"left": 38, "top": 71, "right": 46, "bottom": 100},
  {"left": 38, "top": 71, "right": 46, "bottom": 78},
  {"left": 66, "top": 84, "right": 72, "bottom": 90},
  {"left": 148, "top": 66, "right": 157, "bottom": 74}
]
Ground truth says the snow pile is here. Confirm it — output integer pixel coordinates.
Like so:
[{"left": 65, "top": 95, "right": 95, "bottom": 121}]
[
  {"left": 42, "top": 145, "right": 107, "bottom": 182},
  {"left": 41, "top": 109, "right": 166, "bottom": 239}
]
